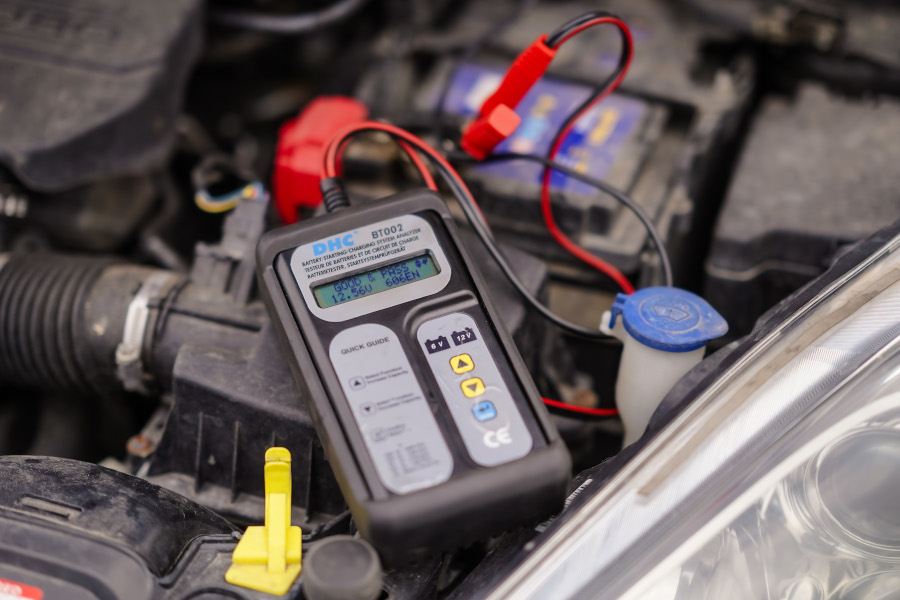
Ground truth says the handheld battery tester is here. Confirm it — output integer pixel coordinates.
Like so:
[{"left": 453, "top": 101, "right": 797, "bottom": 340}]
[{"left": 257, "top": 189, "right": 571, "bottom": 561}]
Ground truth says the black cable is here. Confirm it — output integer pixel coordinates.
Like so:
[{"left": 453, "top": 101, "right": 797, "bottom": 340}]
[
  {"left": 530, "top": 12, "right": 640, "bottom": 296},
  {"left": 438, "top": 171, "right": 612, "bottom": 339},
  {"left": 430, "top": 0, "right": 539, "bottom": 141},
  {"left": 320, "top": 177, "right": 351, "bottom": 212},
  {"left": 211, "top": 0, "right": 367, "bottom": 34},
  {"left": 421, "top": 158, "right": 616, "bottom": 340},
  {"left": 431, "top": 9, "right": 622, "bottom": 136},
  {"left": 303, "top": 509, "right": 352, "bottom": 542},
  {"left": 542, "top": 13, "right": 632, "bottom": 232},
  {"left": 191, "top": 154, "right": 258, "bottom": 192},
  {"left": 546, "top": 10, "right": 618, "bottom": 48},
  {"left": 326, "top": 125, "right": 613, "bottom": 339},
  {"left": 140, "top": 173, "right": 189, "bottom": 273},
  {"left": 457, "top": 152, "right": 674, "bottom": 287}
]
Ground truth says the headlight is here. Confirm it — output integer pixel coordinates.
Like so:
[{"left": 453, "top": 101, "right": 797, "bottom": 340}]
[
  {"left": 643, "top": 389, "right": 900, "bottom": 600},
  {"left": 487, "top": 230, "right": 900, "bottom": 600}
]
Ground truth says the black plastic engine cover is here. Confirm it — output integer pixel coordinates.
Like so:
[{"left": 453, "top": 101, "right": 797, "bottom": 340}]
[
  {"left": 0, "top": 456, "right": 443, "bottom": 599},
  {"left": 0, "top": 0, "right": 202, "bottom": 191},
  {"left": 704, "top": 84, "right": 900, "bottom": 339}
]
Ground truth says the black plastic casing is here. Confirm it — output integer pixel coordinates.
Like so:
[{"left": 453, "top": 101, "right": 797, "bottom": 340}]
[{"left": 257, "top": 190, "right": 571, "bottom": 563}]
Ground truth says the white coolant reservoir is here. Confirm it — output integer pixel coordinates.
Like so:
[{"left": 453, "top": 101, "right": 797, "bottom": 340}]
[{"left": 601, "top": 287, "right": 727, "bottom": 447}]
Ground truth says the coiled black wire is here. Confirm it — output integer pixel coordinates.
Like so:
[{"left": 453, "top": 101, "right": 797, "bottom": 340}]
[
  {"left": 324, "top": 125, "right": 615, "bottom": 339},
  {"left": 211, "top": 0, "right": 367, "bottom": 34}
]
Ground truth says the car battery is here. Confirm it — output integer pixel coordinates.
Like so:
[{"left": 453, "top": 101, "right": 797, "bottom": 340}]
[
  {"left": 414, "top": 0, "right": 755, "bottom": 288},
  {"left": 429, "top": 62, "right": 667, "bottom": 278}
]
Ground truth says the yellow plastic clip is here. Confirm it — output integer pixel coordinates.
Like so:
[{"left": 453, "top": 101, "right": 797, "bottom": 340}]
[{"left": 225, "top": 447, "right": 302, "bottom": 595}]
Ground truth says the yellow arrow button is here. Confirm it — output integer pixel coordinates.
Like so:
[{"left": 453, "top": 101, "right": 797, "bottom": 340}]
[
  {"left": 450, "top": 354, "right": 475, "bottom": 374},
  {"left": 461, "top": 377, "right": 485, "bottom": 398}
]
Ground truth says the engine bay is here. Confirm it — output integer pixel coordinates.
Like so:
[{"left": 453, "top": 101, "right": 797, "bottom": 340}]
[{"left": 1, "top": 0, "right": 899, "bottom": 598}]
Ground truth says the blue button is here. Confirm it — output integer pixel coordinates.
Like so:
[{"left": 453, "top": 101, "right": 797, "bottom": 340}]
[{"left": 472, "top": 401, "right": 497, "bottom": 422}]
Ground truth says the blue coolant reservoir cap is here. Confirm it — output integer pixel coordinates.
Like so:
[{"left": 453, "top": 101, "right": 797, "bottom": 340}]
[{"left": 609, "top": 287, "right": 727, "bottom": 353}]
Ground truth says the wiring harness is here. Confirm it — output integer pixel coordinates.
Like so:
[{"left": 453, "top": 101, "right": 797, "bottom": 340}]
[
  {"left": 314, "top": 12, "right": 673, "bottom": 419},
  {"left": 459, "top": 12, "right": 641, "bottom": 294},
  {"left": 320, "top": 120, "right": 623, "bottom": 418},
  {"left": 192, "top": 155, "right": 266, "bottom": 214}
]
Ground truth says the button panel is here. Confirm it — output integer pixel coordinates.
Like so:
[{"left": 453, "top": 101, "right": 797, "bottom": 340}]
[{"left": 416, "top": 312, "right": 533, "bottom": 467}]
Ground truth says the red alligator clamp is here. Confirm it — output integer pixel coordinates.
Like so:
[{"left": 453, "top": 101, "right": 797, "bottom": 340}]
[
  {"left": 274, "top": 96, "right": 368, "bottom": 223},
  {"left": 459, "top": 35, "right": 557, "bottom": 160}
]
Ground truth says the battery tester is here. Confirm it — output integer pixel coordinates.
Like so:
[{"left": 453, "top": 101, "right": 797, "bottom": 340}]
[
  {"left": 257, "top": 190, "right": 571, "bottom": 561},
  {"left": 255, "top": 12, "right": 671, "bottom": 561}
]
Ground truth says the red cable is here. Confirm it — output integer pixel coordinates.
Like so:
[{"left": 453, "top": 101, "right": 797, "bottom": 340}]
[
  {"left": 327, "top": 131, "right": 438, "bottom": 192},
  {"left": 398, "top": 141, "right": 438, "bottom": 191},
  {"left": 321, "top": 123, "right": 622, "bottom": 420},
  {"left": 542, "top": 397, "right": 618, "bottom": 417},
  {"left": 321, "top": 121, "right": 630, "bottom": 311},
  {"left": 541, "top": 17, "right": 635, "bottom": 294},
  {"left": 323, "top": 121, "right": 490, "bottom": 225},
  {"left": 323, "top": 122, "right": 450, "bottom": 180}
]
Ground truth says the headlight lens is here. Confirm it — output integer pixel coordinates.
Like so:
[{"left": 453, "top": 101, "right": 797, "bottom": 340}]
[
  {"left": 487, "top": 232, "right": 900, "bottom": 600},
  {"left": 649, "top": 391, "right": 900, "bottom": 600}
]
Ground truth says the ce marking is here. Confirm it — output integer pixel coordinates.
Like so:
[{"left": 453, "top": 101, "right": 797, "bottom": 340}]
[{"left": 483, "top": 426, "right": 511, "bottom": 449}]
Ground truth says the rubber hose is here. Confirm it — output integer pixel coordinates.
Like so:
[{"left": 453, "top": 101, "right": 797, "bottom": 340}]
[{"left": 0, "top": 254, "right": 116, "bottom": 393}]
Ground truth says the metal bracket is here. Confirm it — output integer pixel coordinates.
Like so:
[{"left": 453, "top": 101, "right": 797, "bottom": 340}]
[{"left": 116, "top": 272, "right": 181, "bottom": 394}]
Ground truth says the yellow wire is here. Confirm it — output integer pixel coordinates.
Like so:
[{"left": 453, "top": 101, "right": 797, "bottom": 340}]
[
  {"left": 194, "top": 182, "right": 262, "bottom": 214},
  {"left": 194, "top": 192, "right": 241, "bottom": 213}
]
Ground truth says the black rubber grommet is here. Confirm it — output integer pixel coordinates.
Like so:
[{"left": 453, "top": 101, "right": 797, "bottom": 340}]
[{"left": 302, "top": 536, "right": 383, "bottom": 600}]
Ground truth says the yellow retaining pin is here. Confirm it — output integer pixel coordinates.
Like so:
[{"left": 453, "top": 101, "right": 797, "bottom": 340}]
[{"left": 226, "top": 447, "right": 302, "bottom": 595}]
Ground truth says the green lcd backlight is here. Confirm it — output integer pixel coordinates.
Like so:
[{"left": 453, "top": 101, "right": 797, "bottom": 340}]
[{"left": 313, "top": 253, "right": 439, "bottom": 308}]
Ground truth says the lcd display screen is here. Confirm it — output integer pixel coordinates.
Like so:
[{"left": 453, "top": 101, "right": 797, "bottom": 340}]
[{"left": 312, "top": 254, "right": 440, "bottom": 308}]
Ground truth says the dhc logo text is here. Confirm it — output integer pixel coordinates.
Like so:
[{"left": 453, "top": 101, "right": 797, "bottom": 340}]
[{"left": 313, "top": 233, "right": 355, "bottom": 256}]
